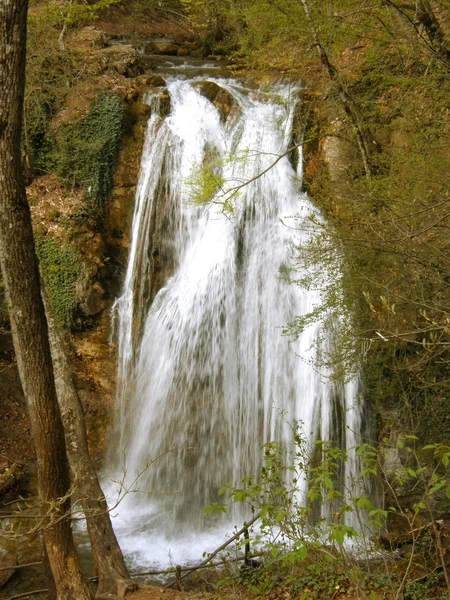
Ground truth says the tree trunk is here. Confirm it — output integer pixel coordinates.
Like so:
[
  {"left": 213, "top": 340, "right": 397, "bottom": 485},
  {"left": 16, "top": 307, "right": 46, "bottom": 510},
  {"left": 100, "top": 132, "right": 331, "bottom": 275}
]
[
  {"left": 44, "top": 295, "right": 135, "bottom": 600},
  {"left": 384, "top": 0, "right": 450, "bottom": 66},
  {"left": 0, "top": 2, "right": 92, "bottom": 599},
  {"left": 415, "top": 0, "right": 450, "bottom": 64},
  {"left": 300, "top": 0, "right": 373, "bottom": 180}
]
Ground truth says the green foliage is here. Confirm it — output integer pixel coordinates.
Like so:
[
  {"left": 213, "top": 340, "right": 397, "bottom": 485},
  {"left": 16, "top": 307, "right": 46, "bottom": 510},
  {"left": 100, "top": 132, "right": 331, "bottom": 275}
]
[
  {"left": 35, "top": 236, "right": 80, "bottom": 328},
  {"left": 25, "top": 3, "right": 126, "bottom": 182},
  {"left": 403, "top": 572, "right": 444, "bottom": 600},
  {"left": 179, "top": 0, "right": 234, "bottom": 51},
  {"left": 30, "top": 0, "right": 122, "bottom": 29},
  {"left": 25, "top": 12, "right": 82, "bottom": 174},
  {"left": 283, "top": 214, "right": 359, "bottom": 382},
  {"left": 184, "top": 161, "right": 238, "bottom": 216},
  {"left": 57, "top": 94, "right": 125, "bottom": 210},
  {"left": 208, "top": 430, "right": 450, "bottom": 598},
  {"left": 185, "top": 162, "right": 226, "bottom": 207}
]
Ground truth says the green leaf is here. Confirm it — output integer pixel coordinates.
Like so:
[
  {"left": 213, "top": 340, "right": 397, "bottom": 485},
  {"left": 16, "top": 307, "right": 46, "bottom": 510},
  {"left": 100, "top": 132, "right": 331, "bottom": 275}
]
[
  {"left": 333, "top": 530, "right": 345, "bottom": 545},
  {"left": 218, "top": 485, "right": 229, "bottom": 497},
  {"left": 275, "top": 510, "right": 285, "bottom": 524}
]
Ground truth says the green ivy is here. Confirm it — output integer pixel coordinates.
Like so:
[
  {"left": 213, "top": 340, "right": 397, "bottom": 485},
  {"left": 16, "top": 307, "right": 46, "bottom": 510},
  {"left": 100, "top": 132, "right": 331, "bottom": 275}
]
[
  {"left": 57, "top": 93, "right": 125, "bottom": 209},
  {"left": 35, "top": 236, "right": 80, "bottom": 328}
]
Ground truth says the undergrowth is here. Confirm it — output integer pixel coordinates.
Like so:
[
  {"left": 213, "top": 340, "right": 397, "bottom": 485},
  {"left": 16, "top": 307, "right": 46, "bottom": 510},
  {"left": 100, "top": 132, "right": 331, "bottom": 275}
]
[{"left": 208, "top": 428, "right": 450, "bottom": 600}]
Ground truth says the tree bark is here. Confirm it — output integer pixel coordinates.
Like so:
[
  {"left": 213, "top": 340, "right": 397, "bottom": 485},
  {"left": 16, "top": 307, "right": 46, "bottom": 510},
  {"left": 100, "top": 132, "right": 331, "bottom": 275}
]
[
  {"left": 0, "top": 2, "right": 92, "bottom": 598},
  {"left": 299, "top": 0, "right": 373, "bottom": 180},
  {"left": 383, "top": 0, "right": 450, "bottom": 66},
  {"left": 44, "top": 294, "right": 135, "bottom": 599},
  {"left": 415, "top": 0, "right": 450, "bottom": 64}
]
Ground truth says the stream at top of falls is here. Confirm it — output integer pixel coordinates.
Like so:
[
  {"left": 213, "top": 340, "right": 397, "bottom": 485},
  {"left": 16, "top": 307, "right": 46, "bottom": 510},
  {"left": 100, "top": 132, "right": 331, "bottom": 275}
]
[{"left": 102, "top": 75, "right": 362, "bottom": 578}]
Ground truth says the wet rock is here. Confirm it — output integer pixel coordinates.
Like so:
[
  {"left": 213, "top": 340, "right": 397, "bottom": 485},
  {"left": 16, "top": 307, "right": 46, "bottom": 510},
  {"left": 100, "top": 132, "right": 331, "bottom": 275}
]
[
  {"left": 194, "top": 81, "right": 234, "bottom": 122},
  {"left": 133, "top": 101, "right": 152, "bottom": 117},
  {"left": 83, "top": 235, "right": 106, "bottom": 269},
  {"left": 158, "top": 91, "right": 171, "bottom": 117},
  {"left": 136, "top": 74, "right": 167, "bottom": 88},
  {"left": 78, "top": 281, "right": 107, "bottom": 316},
  {"left": 147, "top": 39, "right": 179, "bottom": 56},
  {"left": 134, "top": 86, "right": 171, "bottom": 117},
  {"left": 290, "top": 89, "right": 314, "bottom": 173}
]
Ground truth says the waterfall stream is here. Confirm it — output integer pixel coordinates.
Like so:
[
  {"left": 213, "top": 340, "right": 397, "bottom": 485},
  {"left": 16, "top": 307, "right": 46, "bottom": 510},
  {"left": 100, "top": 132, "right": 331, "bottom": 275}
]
[{"left": 107, "top": 77, "right": 361, "bottom": 572}]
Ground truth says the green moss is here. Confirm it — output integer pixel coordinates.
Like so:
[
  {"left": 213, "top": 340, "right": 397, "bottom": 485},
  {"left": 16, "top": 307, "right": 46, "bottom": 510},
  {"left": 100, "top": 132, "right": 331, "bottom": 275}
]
[
  {"left": 57, "top": 93, "right": 125, "bottom": 210},
  {"left": 35, "top": 236, "right": 80, "bottom": 328}
]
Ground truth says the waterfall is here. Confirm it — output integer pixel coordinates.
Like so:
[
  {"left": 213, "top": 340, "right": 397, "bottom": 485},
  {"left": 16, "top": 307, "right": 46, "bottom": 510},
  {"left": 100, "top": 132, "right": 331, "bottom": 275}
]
[{"left": 108, "top": 77, "right": 361, "bottom": 569}]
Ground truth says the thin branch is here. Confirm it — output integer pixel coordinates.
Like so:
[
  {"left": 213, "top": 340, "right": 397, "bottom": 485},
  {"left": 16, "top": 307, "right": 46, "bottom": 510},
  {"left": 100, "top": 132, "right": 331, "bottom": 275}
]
[
  {"left": 217, "top": 134, "right": 332, "bottom": 203},
  {"left": 0, "top": 561, "right": 42, "bottom": 572}
]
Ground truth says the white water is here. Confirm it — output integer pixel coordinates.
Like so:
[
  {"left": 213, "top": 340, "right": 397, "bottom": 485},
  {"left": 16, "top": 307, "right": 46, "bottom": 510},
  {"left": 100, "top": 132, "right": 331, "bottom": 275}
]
[{"left": 107, "top": 78, "right": 361, "bottom": 572}]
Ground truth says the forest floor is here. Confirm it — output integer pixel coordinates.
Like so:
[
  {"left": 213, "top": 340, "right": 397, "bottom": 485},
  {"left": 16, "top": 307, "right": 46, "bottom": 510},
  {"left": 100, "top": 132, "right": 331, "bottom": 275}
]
[
  {"left": 129, "top": 586, "right": 302, "bottom": 600},
  {"left": 127, "top": 585, "right": 365, "bottom": 600},
  {"left": 129, "top": 588, "right": 225, "bottom": 600}
]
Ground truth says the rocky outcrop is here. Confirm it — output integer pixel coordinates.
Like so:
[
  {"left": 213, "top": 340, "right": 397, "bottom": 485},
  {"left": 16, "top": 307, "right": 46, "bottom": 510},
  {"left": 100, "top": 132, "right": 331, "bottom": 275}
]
[
  {"left": 194, "top": 80, "right": 235, "bottom": 122},
  {"left": 0, "top": 463, "right": 22, "bottom": 499},
  {"left": 88, "top": 43, "right": 140, "bottom": 77},
  {"left": 320, "top": 123, "right": 359, "bottom": 190},
  {"left": 146, "top": 38, "right": 180, "bottom": 56},
  {"left": 0, "top": 551, "right": 17, "bottom": 588},
  {"left": 142, "top": 74, "right": 166, "bottom": 88},
  {"left": 290, "top": 89, "right": 318, "bottom": 175}
]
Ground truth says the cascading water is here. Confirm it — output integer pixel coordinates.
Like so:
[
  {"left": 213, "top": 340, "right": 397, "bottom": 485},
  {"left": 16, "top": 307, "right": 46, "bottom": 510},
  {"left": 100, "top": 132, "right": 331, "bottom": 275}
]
[{"left": 107, "top": 77, "right": 361, "bottom": 570}]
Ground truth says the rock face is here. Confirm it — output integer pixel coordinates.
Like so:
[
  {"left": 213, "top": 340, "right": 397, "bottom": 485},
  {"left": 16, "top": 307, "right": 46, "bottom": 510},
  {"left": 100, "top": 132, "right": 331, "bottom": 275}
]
[
  {"left": 140, "top": 74, "right": 166, "bottom": 88},
  {"left": 69, "top": 26, "right": 140, "bottom": 77},
  {"left": 146, "top": 38, "right": 180, "bottom": 56},
  {"left": 78, "top": 281, "right": 107, "bottom": 317},
  {"left": 0, "top": 550, "right": 17, "bottom": 588},
  {"left": 194, "top": 80, "right": 235, "bottom": 122},
  {"left": 0, "top": 463, "right": 22, "bottom": 498},
  {"left": 88, "top": 43, "right": 140, "bottom": 77},
  {"left": 290, "top": 89, "right": 317, "bottom": 175}
]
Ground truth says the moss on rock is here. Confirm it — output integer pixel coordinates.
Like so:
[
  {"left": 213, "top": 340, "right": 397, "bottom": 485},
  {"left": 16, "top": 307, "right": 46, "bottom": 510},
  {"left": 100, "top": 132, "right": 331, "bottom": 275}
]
[
  {"left": 57, "top": 93, "right": 125, "bottom": 210},
  {"left": 35, "top": 236, "right": 80, "bottom": 328}
]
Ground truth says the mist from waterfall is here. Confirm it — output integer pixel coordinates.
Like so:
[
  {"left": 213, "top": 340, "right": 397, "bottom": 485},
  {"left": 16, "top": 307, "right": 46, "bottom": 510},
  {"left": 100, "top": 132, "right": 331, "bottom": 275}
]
[{"left": 107, "top": 78, "right": 361, "bottom": 571}]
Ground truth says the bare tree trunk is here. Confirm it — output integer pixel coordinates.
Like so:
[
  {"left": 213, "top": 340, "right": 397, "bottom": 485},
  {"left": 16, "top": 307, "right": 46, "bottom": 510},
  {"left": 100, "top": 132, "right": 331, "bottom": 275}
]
[
  {"left": 415, "top": 0, "right": 450, "bottom": 64},
  {"left": 384, "top": 0, "right": 450, "bottom": 66},
  {"left": 0, "top": 2, "right": 92, "bottom": 599},
  {"left": 299, "top": 0, "right": 373, "bottom": 180},
  {"left": 44, "top": 294, "right": 135, "bottom": 600}
]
